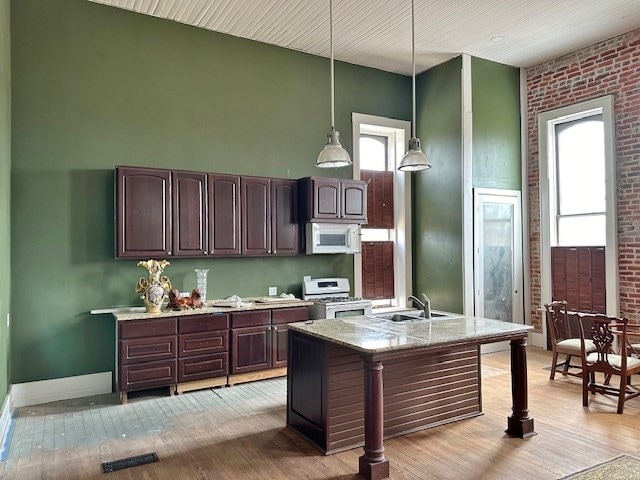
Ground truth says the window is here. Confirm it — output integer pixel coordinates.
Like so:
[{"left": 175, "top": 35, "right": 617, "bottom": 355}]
[
  {"left": 554, "top": 116, "right": 605, "bottom": 246},
  {"left": 538, "top": 95, "right": 618, "bottom": 317},
  {"left": 352, "top": 113, "right": 412, "bottom": 310}
]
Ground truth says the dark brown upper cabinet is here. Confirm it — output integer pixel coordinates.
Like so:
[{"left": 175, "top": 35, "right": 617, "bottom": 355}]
[
  {"left": 271, "top": 179, "right": 300, "bottom": 255},
  {"left": 208, "top": 174, "right": 241, "bottom": 256},
  {"left": 172, "top": 171, "right": 208, "bottom": 257},
  {"left": 116, "top": 167, "right": 300, "bottom": 258},
  {"left": 299, "top": 177, "right": 367, "bottom": 224},
  {"left": 242, "top": 177, "right": 271, "bottom": 256},
  {"left": 241, "top": 177, "right": 300, "bottom": 256},
  {"left": 116, "top": 166, "right": 172, "bottom": 258}
]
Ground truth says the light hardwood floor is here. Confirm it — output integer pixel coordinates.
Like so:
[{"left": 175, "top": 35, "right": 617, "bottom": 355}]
[{"left": 2, "top": 347, "right": 640, "bottom": 480}]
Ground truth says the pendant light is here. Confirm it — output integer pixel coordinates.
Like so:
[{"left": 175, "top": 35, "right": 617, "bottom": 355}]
[
  {"left": 317, "top": 0, "right": 352, "bottom": 168},
  {"left": 398, "top": 0, "right": 431, "bottom": 172}
]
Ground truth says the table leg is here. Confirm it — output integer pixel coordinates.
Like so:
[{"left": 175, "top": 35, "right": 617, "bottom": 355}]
[
  {"left": 506, "top": 337, "right": 536, "bottom": 438},
  {"left": 359, "top": 360, "right": 390, "bottom": 480}
]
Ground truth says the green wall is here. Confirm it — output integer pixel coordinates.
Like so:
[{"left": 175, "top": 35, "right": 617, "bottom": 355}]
[
  {"left": 413, "top": 57, "right": 463, "bottom": 313},
  {"left": 10, "top": 0, "right": 410, "bottom": 383},
  {"left": 0, "top": 0, "right": 10, "bottom": 404},
  {"left": 471, "top": 57, "right": 521, "bottom": 189},
  {"left": 411, "top": 57, "right": 521, "bottom": 314}
]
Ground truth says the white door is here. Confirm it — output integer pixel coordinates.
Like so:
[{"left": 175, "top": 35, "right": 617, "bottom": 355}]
[{"left": 474, "top": 189, "right": 524, "bottom": 353}]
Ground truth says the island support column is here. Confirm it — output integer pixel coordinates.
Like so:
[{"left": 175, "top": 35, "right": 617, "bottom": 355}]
[
  {"left": 359, "top": 359, "right": 390, "bottom": 480},
  {"left": 506, "top": 337, "right": 535, "bottom": 438}
]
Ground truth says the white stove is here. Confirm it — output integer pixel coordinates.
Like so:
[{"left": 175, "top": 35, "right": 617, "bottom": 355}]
[{"left": 303, "top": 278, "right": 373, "bottom": 319}]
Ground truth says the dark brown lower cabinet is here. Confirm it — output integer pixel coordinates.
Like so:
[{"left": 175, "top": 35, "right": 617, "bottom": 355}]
[
  {"left": 177, "top": 314, "right": 230, "bottom": 386},
  {"left": 118, "top": 318, "right": 178, "bottom": 394},
  {"left": 116, "top": 307, "right": 309, "bottom": 400},
  {"left": 230, "top": 306, "right": 310, "bottom": 375},
  {"left": 117, "top": 314, "right": 230, "bottom": 401},
  {"left": 231, "top": 325, "right": 271, "bottom": 374}
]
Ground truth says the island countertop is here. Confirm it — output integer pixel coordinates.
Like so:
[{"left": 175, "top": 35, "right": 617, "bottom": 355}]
[{"left": 287, "top": 314, "right": 533, "bottom": 354}]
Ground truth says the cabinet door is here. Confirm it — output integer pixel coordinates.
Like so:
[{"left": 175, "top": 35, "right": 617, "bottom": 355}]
[
  {"left": 313, "top": 178, "right": 341, "bottom": 219},
  {"left": 172, "top": 171, "right": 208, "bottom": 256},
  {"left": 208, "top": 174, "right": 241, "bottom": 256},
  {"left": 231, "top": 326, "right": 271, "bottom": 374},
  {"left": 272, "top": 325, "right": 288, "bottom": 368},
  {"left": 341, "top": 179, "right": 367, "bottom": 222},
  {"left": 242, "top": 177, "right": 271, "bottom": 255},
  {"left": 116, "top": 167, "right": 171, "bottom": 258},
  {"left": 271, "top": 179, "right": 300, "bottom": 255}
]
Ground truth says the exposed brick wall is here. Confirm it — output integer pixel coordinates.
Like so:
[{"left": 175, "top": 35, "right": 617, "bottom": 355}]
[{"left": 526, "top": 28, "right": 640, "bottom": 332}]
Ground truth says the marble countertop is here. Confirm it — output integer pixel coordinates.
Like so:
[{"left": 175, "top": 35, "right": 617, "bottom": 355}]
[
  {"left": 103, "top": 298, "right": 314, "bottom": 321},
  {"left": 288, "top": 315, "right": 533, "bottom": 354}
]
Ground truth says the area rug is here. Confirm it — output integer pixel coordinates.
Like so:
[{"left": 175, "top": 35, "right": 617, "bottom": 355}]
[{"left": 559, "top": 455, "right": 640, "bottom": 479}]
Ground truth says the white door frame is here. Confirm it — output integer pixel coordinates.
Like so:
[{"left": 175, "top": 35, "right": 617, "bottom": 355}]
[{"left": 474, "top": 188, "right": 524, "bottom": 352}]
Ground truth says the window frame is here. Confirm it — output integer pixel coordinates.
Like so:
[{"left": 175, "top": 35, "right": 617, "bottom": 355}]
[
  {"left": 538, "top": 95, "right": 618, "bottom": 316},
  {"left": 352, "top": 113, "right": 412, "bottom": 309}
]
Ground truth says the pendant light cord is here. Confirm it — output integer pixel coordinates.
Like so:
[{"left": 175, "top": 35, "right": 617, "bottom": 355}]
[
  {"left": 411, "top": 0, "right": 416, "bottom": 139},
  {"left": 330, "top": 0, "right": 335, "bottom": 130}
]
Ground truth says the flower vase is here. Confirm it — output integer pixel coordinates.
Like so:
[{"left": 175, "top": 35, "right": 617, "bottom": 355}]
[
  {"left": 135, "top": 259, "right": 172, "bottom": 313},
  {"left": 195, "top": 269, "right": 209, "bottom": 302}
]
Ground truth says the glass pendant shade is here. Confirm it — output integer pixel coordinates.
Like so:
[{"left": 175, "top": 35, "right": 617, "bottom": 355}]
[
  {"left": 399, "top": 137, "right": 431, "bottom": 171},
  {"left": 317, "top": 129, "right": 351, "bottom": 168}
]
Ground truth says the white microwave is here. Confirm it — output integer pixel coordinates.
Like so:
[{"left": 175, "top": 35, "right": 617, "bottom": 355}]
[{"left": 306, "top": 223, "right": 360, "bottom": 254}]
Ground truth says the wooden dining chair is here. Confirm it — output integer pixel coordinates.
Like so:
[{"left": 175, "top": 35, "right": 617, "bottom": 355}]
[
  {"left": 578, "top": 314, "right": 640, "bottom": 414},
  {"left": 544, "top": 301, "right": 595, "bottom": 379}
]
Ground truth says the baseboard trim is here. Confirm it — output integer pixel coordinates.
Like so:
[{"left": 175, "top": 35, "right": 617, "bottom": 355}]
[
  {"left": 529, "top": 331, "right": 546, "bottom": 349},
  {"left": 0, "top": 386, "right": 14, "bottom": 462},
  {"left": 12, "top": 372, "right": 112, "bottom": 408}
]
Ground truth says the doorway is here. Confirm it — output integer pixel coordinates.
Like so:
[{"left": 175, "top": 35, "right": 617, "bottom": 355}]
[{"left": 474, "top": 189, "right": 524, "bottom": 352}]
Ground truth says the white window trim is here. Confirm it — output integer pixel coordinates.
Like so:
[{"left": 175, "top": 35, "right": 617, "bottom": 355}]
[
  {"left": 352, "top": 113, "right": 412, "bottom": 309},
  {"left": 538, "top": 95, "right": 618, "bottom": 317}
]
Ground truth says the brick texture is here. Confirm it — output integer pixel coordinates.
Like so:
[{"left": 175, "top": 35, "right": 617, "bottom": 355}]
[{"left": 526, "top": 28, "right": 640, "bottom": 332}]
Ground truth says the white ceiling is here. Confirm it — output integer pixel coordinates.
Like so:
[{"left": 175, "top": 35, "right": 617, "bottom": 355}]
[{"left": 89, "top": 0, "right": 640, "bottom": 75}]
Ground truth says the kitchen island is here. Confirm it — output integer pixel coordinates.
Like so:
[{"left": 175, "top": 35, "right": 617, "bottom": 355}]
[{"left": 287, "top": 315, "right": 534, "bottom": 480}]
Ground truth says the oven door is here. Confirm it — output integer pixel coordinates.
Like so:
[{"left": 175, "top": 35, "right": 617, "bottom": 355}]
[{"left": 325, "top": 302, "right": 373, "bottom": 319}]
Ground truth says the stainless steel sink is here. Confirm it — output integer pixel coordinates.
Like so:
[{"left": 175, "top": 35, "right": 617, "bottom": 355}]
[{"left": 370, "top": 311, "right": 454, "bottom": 323}]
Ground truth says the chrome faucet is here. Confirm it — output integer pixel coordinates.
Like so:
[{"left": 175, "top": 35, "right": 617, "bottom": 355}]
[{"left": 408, "top": 293, "right": 431, "bottom": 318}]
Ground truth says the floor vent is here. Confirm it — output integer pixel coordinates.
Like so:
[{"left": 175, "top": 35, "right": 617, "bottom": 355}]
[{"left": 101, "top": 452, "right": 159, "bottom": 473}]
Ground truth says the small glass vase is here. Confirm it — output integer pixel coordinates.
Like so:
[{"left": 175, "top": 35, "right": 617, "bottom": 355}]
[{"left": 195, "top": 269, "right": 209, "bottom": 302}]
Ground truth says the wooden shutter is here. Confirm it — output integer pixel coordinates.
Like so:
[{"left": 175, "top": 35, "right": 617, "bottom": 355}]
[
  {"left": 361, "top": 170, "right": 393, "bottom": 229},
  {"left": 362, "top": 241, "right": 394, "bottom": 299},
  {"left": 551, "top": 246, "right": 605, "bottom": 313}
]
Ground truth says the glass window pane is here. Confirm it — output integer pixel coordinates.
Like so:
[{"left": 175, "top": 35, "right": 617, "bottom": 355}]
[
  {"left": 556, "top": 118, "right": 605, "bottom": 215},
  {"left": 360, "top": 135, "right": 388, "bottom": 171},
  {"left": 361, "top": 228, "right": 391, "bottom": 241},
  {"left": 558, "top": 214, "right": 606, "bottom": 246}
]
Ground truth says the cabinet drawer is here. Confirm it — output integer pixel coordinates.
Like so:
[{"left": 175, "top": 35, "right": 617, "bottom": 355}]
[
  {"left": 120, "top": 359, "right": 177, "bottom": 392},
  {"left": 272, "top": 306, "right": 309, "bottom": 325},
  {"left": 119, "top": 318, "right": 177, "bottom": 339},
  {"left": 179, "top": 331, "right": 228, "bottom": 357},
  {"left": 179, "top": 314, "right": 229, "bottom": 334},
  {"left": 178, "top": 353, "right": 228, "bottom": 383},
  {"left": 231, "top": 310, "right": 271, "bottom": 328},
  {"left": 119, "top": 336, "right": 177, "bottom": 365}
]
